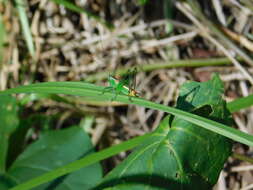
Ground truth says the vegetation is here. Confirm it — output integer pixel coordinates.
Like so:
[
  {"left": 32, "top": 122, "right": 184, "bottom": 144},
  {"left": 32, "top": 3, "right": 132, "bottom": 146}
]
[{"left": 1, "top": 0, "right": 253, "bottom": 189}]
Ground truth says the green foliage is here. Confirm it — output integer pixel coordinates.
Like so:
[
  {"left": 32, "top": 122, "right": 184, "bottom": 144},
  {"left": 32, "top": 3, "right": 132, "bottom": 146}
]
[
  {"left": 95, "top": 74, "right": 232, "bottom": 189},
  {"left": 7, "top": 126, "right": 102, "bottom": 189},
  {"left": 0, "top": 95, "right": 19, "bottom": 173},
  {"left": 0, "top": 174, "right": 17, "bottom": 190},
  {"left": 0, "top": 95, "right": 102, "bottom": 189},
  {"left": 0, "top": 74, "right": 253, "bottom": 189},
  {"left": 0, "top": 80, "right": 252, "bottom": 146},
  {"left": 9, "top": 133, "right": 151, "bottom": 190},
  {"left": 137, "top": 0, "right": 149, "bottom": 5},
  {"left": 227, "top": 94, "right": 253, "bottom": 112}
]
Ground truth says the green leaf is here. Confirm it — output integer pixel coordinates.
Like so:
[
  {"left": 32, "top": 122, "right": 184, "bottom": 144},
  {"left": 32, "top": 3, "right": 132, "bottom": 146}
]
[
  {"left": 7, "top": 120, "right": 30, "bottom": 169},
  {"left": 0, "top": 95, "right": 19, "bottom": 173},
  {"left": 7, "top": 126, "right": 102, "bottom": 189},
  {"left": 7, "top": 113, "right": 59, "bottom": 168},
  {"left": 0, "top": 174, "right": 18, "bottom": 190},
  {"left": 95, "top": 74, "right": 232, "bottom": 189},
  {"left": 9, "top": 133, "right": 151, "bottom": 190}
]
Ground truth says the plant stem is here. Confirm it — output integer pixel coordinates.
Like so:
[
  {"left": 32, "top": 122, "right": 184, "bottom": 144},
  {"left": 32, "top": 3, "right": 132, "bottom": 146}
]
[
  {"left": 85, "top": 57, "right": 237, "bottom": 82},
  {"left": 232, "top": 153, "right": 253, "bottom": 164}
]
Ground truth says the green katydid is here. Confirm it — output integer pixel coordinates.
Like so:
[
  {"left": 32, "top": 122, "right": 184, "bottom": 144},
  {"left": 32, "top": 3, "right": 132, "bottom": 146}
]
[{"left": 103, "top": 68, "right": 139, "bottom": 101}]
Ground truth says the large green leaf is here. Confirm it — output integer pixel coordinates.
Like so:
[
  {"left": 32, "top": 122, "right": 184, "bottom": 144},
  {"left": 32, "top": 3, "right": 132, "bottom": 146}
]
[
  {"left": 0, "top": 95, "right": 19, "bottom": 173},
  {"left": 7, "top": 126, "right": 102, "bottom": 190},
  {"left": 7, "top": 113, "right": 60, "bottom": 168},
  {"left": 95, "top": 74, "right": 232, "bottom": 189},
  {"left": 0, "top": 174, "right": 17, "bottom": 190}
]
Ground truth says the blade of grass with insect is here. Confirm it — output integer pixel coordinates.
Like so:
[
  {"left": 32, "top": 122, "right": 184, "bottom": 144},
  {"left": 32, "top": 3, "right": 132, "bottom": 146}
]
[
  {"left": 0, "top": 80, "right": 253, "bottom": 146},
  {"left": 14, "top": 0, "right": 35, "bottom": 58},
  {"left": 3, "top": 79, "right": 253, "bottom": 190},
  {"left": 0, "top": 82, "right": 253, "bottom": 190}
]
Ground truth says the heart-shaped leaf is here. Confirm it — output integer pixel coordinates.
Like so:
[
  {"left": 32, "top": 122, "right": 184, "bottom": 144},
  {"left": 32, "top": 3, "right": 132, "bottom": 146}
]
[
  {"left": 96, "top": 74, "right": 232, "bottom": 189},
  {"left": 8, "top": 126, "right": 102, "bottom": 190}
]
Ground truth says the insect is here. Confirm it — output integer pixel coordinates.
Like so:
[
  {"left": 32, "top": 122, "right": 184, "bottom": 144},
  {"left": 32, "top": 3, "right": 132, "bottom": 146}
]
[{"left": 103, "top": 68, "right": 139, "bottom": 101}]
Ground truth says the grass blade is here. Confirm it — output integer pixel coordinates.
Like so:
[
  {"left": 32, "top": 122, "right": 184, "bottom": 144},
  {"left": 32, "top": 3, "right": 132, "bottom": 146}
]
[
  {"left": 1, "top": 82, "right": 252, "bottom": 190},
  {"left": 0, "top": 82, "right": 253, "bottom": 146},
  {"left": 9, "top": 133, "right": 151, "bottom": 190},
  {"left": 15, "top": 0, "right": 35, "bottom": 57},
  {"left": 227, "top": 94, "right": 253, "bottom": 112}
]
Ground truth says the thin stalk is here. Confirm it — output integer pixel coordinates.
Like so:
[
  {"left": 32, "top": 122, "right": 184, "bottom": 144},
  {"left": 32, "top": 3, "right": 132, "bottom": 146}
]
[
  {"left": 85, "top": 57, "right": 235, "bottom": 82},
  {"left": 15, "top": 0, "right": 35, "bottom": 58},
  {"left": 232, "top": 153, "right": 253, "bottom": 164}
]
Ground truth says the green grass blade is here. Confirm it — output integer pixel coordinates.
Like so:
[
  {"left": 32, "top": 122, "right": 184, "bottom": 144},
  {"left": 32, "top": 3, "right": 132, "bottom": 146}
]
[
  {"left": 15, "top": 0, "right": 35, "bottom": 57},
  {"left": 50, "top": 0, "right": 114, "bottom": 30},
  {"left": 164, "top": 0, "right": 174, "bottom": 33},
  {"left": 137, "top": 0, "right": 149, "bottom": 5},
  {"left": 0, "top": 82, "right": 253, "bottom": 146},
  {"left": 227, "top": 94, "right": 253, "bottom": 112},
  {"left": 9, "top": 133, "right": 151, "bottom": 190}
]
